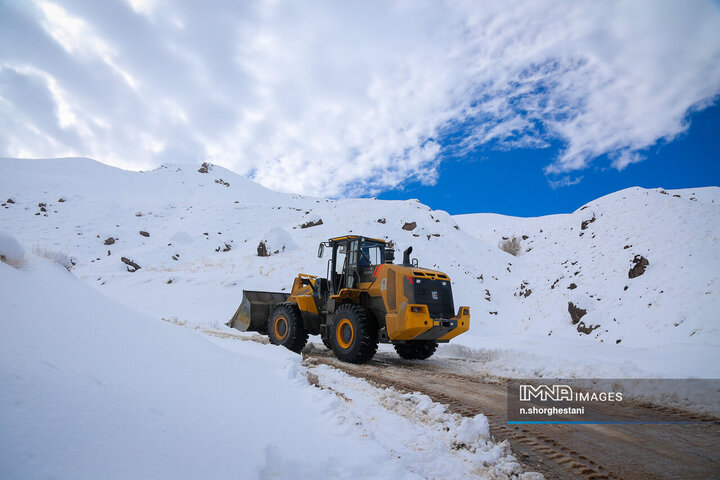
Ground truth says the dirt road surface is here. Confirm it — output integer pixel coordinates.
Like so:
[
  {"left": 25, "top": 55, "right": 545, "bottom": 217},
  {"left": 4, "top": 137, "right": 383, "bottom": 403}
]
[{"left": 303, "top": 347, "right": 720, "bottom": 480}]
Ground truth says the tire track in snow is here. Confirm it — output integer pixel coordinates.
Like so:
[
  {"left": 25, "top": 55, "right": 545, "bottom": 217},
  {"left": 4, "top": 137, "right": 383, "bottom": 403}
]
[{"left": 303, "top": 348, "right": 720, "bottom": 480}]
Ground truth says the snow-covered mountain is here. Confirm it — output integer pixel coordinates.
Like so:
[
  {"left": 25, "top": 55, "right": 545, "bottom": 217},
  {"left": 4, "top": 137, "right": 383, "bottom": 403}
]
[
  {"left": 1, "top": 156, "right": 719, "bottom": 376},
  {"left": 2, "top": 156, "right": 718, "bottom": 478},
  {"left": 456, "top": 186, "right": 720, "bottom": 347}
]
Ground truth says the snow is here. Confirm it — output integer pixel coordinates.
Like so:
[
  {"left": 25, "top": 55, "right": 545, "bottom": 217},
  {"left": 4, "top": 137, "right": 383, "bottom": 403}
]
[
  {"left": 0, "top": 229, "right": 25, "bottom": 263},
  {"left": 1, "top": 156, "right": 718, "bottom": 476},
  {"left": 1, "top": 248, "right": 538, "bottom": 479},
  {"left": 2, "top": 157, "right": 716, "bottom": 378}
]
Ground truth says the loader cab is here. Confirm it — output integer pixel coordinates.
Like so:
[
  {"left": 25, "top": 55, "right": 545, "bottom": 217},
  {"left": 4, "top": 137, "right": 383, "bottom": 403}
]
[{"left": 319, "top": 236, "right": 386, "bottom": 294}]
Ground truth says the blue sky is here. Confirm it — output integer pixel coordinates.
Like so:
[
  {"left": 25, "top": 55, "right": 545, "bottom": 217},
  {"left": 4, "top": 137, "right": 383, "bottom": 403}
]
[
  {"left": 1, "top": 1, "right": 720, "bottom": 217},
  {"left": 379, "top": 101, "right": 720, "bottom": 216}
]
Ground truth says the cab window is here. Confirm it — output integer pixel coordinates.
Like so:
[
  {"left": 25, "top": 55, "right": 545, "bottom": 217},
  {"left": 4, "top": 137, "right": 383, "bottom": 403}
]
[{"left": 359, "top": 242, "right": 385, "bottom": 267}]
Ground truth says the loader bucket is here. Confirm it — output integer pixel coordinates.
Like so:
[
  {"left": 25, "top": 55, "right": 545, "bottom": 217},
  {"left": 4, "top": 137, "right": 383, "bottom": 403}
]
[{"left": 227, "top": 290, "right": 289, "bottom": 334}]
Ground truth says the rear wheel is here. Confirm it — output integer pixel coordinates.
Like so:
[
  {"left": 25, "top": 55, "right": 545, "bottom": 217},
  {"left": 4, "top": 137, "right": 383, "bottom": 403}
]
[
  {"left": 331, "top": 304, "right": 378, "bottom": 364},
  {"left": 268, "top": 303, "right": 308, "bottom": 353},
  {"left": 394, "top": 340, "right": 438, "bottom": 360}
]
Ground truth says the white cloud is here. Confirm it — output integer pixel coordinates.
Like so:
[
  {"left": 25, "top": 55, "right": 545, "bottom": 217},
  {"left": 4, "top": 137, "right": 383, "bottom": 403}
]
[{"left": 1, "top": 0, "right": 719, "bottom": 194}]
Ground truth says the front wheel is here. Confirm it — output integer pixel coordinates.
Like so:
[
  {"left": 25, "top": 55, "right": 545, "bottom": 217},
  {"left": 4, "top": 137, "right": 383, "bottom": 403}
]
[
  {"left": 267, "top": 303, "right": 308, "bottom": 353},
  {"left": 331, "top": 304, "right": 378, "bottom": 364},
  {"left": 394, "top": 340, "right": 437, "bottom": 360}
]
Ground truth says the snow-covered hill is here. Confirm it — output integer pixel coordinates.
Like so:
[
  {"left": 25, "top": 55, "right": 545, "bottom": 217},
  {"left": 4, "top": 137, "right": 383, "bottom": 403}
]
[
  {"left": 456, "top": 187, "right": 720, "bottom": 347},
  {"left": 1, "top": 157, "right": 719, "bottom": 378}
]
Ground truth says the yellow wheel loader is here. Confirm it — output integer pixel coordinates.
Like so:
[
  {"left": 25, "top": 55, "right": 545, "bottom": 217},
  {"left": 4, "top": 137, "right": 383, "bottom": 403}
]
[{"left": 228, "top": 235, "right": 470, "bottom": 364}]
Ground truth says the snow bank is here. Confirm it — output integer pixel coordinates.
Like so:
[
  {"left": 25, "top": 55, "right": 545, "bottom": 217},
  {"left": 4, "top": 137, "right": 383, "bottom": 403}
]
[
  {"left": 0, "top": 255, "right": 422, "bottom": 479},
  {"left": 0, "top": 230, "right": 25, "bottom": 267}
]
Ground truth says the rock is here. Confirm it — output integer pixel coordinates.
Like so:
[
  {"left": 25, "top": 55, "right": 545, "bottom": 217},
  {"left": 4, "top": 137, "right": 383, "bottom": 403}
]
[
  {"left": 198, "top": 162, "right": 211, "bottom": 173},
  {"left": 402, "top": 222, "right": 417, "bottom": 231},
  {"left": 628, "top": 255, "right": 649, "bottom": 278},
  {"left": 300, "top": 219, "right": 323, "bottom": 229},
  {"left": 257, "top": 241, "right": 269, "bottom": 257},
  {"left": 121, "top": 257, "right": 141, "bottom": 272},
  {"left": 616, "top": 339, "right": 622, "bottom": 344},
  {"left": 377, "top": 218, "right": 386, "bottom": 224},
  {"left": 139, "top": 231, "right": 150, "bottom": 237},
  {"left": 58, "top": 198, "right": 66, "bottom": 202},
  {"left": 568, "top": 283, "right": 577, "bottom": 290},
  {"left": 521, "top": 235, "right": 529, "bottom": 240},
  {"left": 7, "top": 198, "right": 15, "bottom": 204},
  {"left": 222, "top": 243, "right": 231, "bottom": 252},
  {"left": 581, "top": 216, "right": 596, "bottom": 230},
  {"left": 577, "top": 321, "right": 599, "bottom": 334},
  {"left": 104, "top": 237, "right": 115, "bottom": 245},
  {"left": 214, "top": 178, "right": 230, "bottom": 187},
  {"left": 568, "top": 302, "right": 587, "bottom": 324}
]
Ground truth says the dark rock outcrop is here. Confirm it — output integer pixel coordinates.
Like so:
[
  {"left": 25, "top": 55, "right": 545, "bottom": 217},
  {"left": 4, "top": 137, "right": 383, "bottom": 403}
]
[
  {"left": 121, "top": 257, "right": 141, "bottom": 272},
  {"left": 628, "top": 255, "right": 649, "bottom": 278},
  {"left": 568, "top": 302, "right": 587, "bottom": 324},
  {"left": 300, "top": 219, "right": 323, "bottom": 229}
]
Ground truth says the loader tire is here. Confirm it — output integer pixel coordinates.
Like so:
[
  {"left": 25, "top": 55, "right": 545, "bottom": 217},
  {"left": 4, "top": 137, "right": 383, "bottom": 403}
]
[
  {"left": 322, "top": 337, "right": 333, "bottom": 350},
  {"left": 394, "top": 340, "right": 438, "bottom": 360},
  {"left": 332, "top": 304, "right": 378, "bottom": 364},
  {"left": 268, "top": 303, "right": 308, "bottom": 354}
]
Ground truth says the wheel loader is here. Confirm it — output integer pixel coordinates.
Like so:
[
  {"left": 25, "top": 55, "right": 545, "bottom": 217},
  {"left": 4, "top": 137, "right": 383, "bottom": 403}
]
[{"left": 227, "top": 235, "right": 470, "bottom": 363}]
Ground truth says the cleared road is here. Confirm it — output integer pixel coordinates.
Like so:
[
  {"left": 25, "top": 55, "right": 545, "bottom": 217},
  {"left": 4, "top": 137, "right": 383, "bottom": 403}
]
[{"left": 304, "top": 347, "right": 720, "bottom": 480}]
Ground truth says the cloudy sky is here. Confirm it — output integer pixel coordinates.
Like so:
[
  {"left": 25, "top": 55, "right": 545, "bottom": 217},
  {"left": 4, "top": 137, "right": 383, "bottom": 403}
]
[{"left": 1, "top": 0, "right": 719, "bottom": 212}]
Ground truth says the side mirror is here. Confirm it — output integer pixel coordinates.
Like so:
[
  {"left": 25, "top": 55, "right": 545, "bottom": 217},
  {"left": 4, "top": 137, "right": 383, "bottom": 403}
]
[{"left": 318, "top": 243, "right": 324, "bottom": 258}]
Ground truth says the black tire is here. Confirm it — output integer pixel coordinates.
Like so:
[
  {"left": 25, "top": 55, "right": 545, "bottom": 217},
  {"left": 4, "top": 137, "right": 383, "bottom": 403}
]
[
  {"left": 394, "top": 340, "right": 438, "bottom": 360},
  {"left": 322, "top": 337, "right": 333, "bottom": 350},
  {"left": 267, "top": 303, "right": 308, "bottom": 353},
  {"left": 331, "top": 304, "right": 378, "bottom": 364}
]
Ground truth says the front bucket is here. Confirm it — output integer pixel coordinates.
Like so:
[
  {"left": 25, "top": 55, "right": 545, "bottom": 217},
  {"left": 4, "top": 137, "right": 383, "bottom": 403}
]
[{"left": 227, "top": 290, "right": 289, "bottom": 334}]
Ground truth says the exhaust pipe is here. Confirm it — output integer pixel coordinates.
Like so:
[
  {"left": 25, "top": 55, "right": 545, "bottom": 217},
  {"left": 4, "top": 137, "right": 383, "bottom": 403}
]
[{"left": 402, "top": 246, "right": 413, "bottom": 266}]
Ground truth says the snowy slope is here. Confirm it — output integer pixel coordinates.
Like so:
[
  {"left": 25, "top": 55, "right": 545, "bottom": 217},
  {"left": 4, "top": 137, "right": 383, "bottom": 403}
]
[
  {"left": 1, "top": 157, "right": 719, "bottom": 378},
  {"left": 0, "top": 248, "right": 535, "bottom": 479},
  {"left": 455, "top": 187, "right": 720, "bottom": 347}
]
